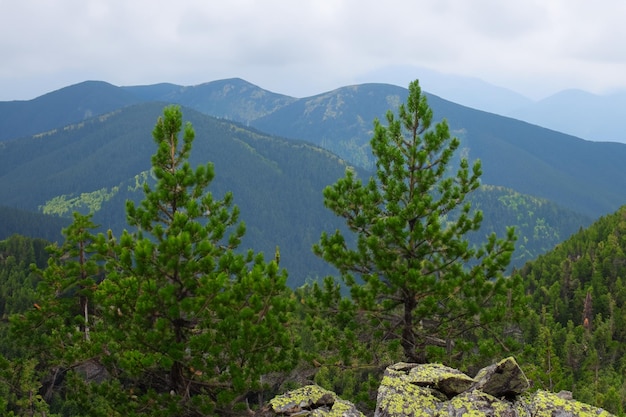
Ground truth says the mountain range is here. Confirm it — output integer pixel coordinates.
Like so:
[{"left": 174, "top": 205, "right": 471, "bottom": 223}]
[
  {"left": 356, "top": 65, "right": 626, "bottom": 143},
  {"left": 2, "top": 78, "right": 625, "bottom": 285}
]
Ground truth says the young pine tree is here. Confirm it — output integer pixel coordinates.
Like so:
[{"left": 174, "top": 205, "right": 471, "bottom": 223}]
[
  {"left": 97, "top": 106, "right": 295, "bottom": 415},
  {"left": 314, "top": 80, "right": 521, "bottom": 365},
  {"left": 12, "top": 212, "right": 102, "bottom": 363}
]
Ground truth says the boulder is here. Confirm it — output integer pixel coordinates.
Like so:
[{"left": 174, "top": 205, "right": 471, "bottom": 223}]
[
  {"left": 470, "top": 356, "right": 529, "bottom": 397},
  {"left": 264, "top": 358, "right": 615, "bottom": 417},
  {"left": 268, "top": 385, "right": 364, "bottom": 416},
  {"left": 527, "top": 390, "right": 614, "bottom": 417},
  {"left": 406, "top": 363, "right": 476, "bottom": 397}
]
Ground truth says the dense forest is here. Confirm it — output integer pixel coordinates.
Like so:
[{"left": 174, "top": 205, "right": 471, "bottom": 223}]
[{"left": 0, "top": 82, "right": 625, "bottom": 416}]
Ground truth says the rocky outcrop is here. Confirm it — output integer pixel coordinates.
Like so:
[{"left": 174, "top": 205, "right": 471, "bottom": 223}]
[
  {"left": 266, "top": 384, "right": 364, "bottom": 416},
  {"left": 262, "top": 357, "right": 615, "bottom": 417}
]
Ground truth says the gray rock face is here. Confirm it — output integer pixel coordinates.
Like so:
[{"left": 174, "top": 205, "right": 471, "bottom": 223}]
[
  {"left": 470, "top": 356, "right": 530, "bottom": 397},
  {"left": 262, "top": 357, "right": 615, "bottom": 417},
  {"left": 267, "top": 385, "right": 364, "bottom": 417}
]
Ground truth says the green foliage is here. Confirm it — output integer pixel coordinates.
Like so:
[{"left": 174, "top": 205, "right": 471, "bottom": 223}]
[
  {"left": 314, "top": 80, "right": 521, "bottom": 365},
  {"left": 0, "top": 102, "right": 352, "bottom": 286},
  {"left": 96, "top": 105, "right": 297, "bottom": 415},
  {"left": 291, "top": 278, "right": 395, "bottom": 413},
  {"left": 0, "top": 206, "right": 68, "bottom": 243},
  {"left": 40, "top": 186, "right": 120, "bottom": 216},
  {"left": 0, "top": 235, "right": 49, "bottom": 319},
  {"left": 12, "top": 213, "right": 102, "bottom": 360},
  {"left": 516, "top": 206, "right": 626, "bottom": 415},
  {"left": 468, "top": 185, "right": 592, "bottom": 268},
  {"left": 0, "top": 355, "right": 57, "bottom": 417}
]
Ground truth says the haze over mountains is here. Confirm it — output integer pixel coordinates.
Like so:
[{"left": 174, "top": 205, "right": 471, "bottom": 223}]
[
  {"left": 1, "top": 76, "right": 625, "bottom": 285},
  {"left": 362, "top": 66, "right": 626, "bottom": 143}
]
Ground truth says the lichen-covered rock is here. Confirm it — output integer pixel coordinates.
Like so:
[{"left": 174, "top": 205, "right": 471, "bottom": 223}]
[
  {"left": 374, "top": 363, "right": 506, "bottom": 417},
  {"left": 268, "top": 385, "right": 364, "bottom": 416},
  {"left": 528, "top": 390, "right": 613, "bottom": 417},
  {"left": 407, "top": 363, "right": 476, "bottom": 396},
  {"left": 471, "top": 356, "right": 529, "bottom": 397},
  {"left": 265, "top": 359, "right": 616, "bottom": 417},
  {"left": 375, "top": 373, "right": 442, "bottom": 417},
  {"left": 445, "top": 390, "right": 513, "bottom": 417}
]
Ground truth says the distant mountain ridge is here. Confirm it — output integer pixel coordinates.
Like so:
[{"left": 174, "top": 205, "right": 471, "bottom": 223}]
[
  {"left": 122, "top": 78, "right": 297, "bottom": 123},
  {"left": 0, "top": 81, "right": 140, "bottom": 141},
  {"left": 3, "top": 78, "right": 625, "bottom": 219},
  {"left": 506, "top": 88, "right": 626, "bottom": 143},
  {"left": 3, "top": 77, "right": 624, "bottom": 278},
  {"left": 0, "top": 102, "right": 358, "bottom": 284},
  {"left": 357, "top": 65, "right": 626, "bottom": 144}
]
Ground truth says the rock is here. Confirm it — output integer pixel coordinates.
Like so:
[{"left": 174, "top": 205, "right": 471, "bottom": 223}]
[
  {"left": 375, "top": 371, "right": 442, "bottom": 417},
  {"left": 268, "top": 385, "right": 364, "bottom": 416},
  {"left": 265, "top": 358, "right": 615, "bottom": 417},
  {"left": 445, "top": 390, "right": 513, "bottom": 417},
  {"left": 407, "top": 363, "right": 476, "bottom": 397},
  {"left": 471, "top": 356, "right": 529, "bottom": 397},
  {"left": 73, "top": 358, "right": 110, "bottom": 384},
  {"left": 528, "top": 390, "right": 614, "bottom": 417}
]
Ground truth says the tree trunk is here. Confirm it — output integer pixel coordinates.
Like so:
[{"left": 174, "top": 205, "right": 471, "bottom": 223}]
[
  {"left": 82, "top": 296, "right": 90, "bottom": 341},
  {"left": 401, "top": 295, "right": 421, "bottom": 363}
]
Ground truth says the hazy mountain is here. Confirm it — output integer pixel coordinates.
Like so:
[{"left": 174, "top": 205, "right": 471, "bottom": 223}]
[
  {"left": 359, "top": 65, "right": 626, "bottom": 144},
  {"left": 122, "top": 78, "right": 296, "bottom": 124},
  {"left": 506, "top": 89, "right": 626, "bottom": 143},
  {"left": 355, "top": 65, "right": 534, "bottom": 114},
  {"left": 0, "top": 102, "right": 358, "bottom": 285},
  {"left": 0, "top": 80, "right": 140, "bottom": 141},
  {"left": 1, "top": 78, "right": 620, "bottom": 277},
  {"left": 248, "top": 83, "right": 626, "bottom": 219},
  {"left": 0, "top": 78, "right": 295, "bottom": 144}
]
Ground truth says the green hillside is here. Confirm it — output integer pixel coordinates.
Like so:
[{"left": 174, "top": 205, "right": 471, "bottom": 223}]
[
  {"left": 122, "top": 78, "right": 297, "bottom": 123},
  {"left": 3, "top": 79, "right": 625, "bottom": 219},
  {"left": 467, "top": 185, "right": 591, "bottom": 266},
  {"left": 0, "top": 81, "right": 139, "bottom": 141},
  {"left": 249, "top": 83, "right": 626, "bottom": 219},
  {"left": 0, "top": 103, "right": 354, "bottom": 285},
  {"left": 1, "top": 78, "right": 620, "bottom": 276},
  {"left": 0, "top": 206, "right": 68, "bottom": 243},
  {"left": 514, "top": 205, "right": 626, "bottom": 412}
]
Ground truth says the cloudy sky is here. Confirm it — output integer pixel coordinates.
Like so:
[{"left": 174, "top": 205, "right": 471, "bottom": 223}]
[{"left": 1, "top": 0, "right": 625, "bottom": 101}]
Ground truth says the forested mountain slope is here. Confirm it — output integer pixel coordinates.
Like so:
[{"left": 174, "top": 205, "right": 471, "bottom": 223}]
[
  {"left": 0, "top": 103, "right": 355, "bottom": 284},
  {"left": 122, "top": 78, "right": 297, "bottom": 123},
  {"left": 0, "top": 206, "right": 68, "bottom": 243},
  {"left": 514, "top": 205, "right": 626, "bottom": 412},
  {"left": 3, "top": 79, "right": 625, "bottom": 219},
  {"left": 0, "top": 81, "right": 140, "bottom": 141},
  {"left": 250, "top": 83, "right": 626, "bottom": 219}
]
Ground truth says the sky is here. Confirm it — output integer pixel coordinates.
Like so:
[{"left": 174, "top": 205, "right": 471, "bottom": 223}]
[{"left": 1, "top": 0, "right": 626, "bottom": 102}]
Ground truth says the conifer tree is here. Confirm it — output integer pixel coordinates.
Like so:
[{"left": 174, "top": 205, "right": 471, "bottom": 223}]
[
  {"left": 6, "top": 213, "right": 103, "bottom": 413},
  {"left": 314, "top": 80, "right": 520, "bottom": 364},
  {"left": 97, "top": 106, "right": 294, "bottom": 415},
  {"left": 12, "top": 212, "right": 101, "bottom": 362}
]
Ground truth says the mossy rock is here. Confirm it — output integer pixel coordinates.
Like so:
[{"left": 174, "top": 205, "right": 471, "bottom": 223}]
[
  {"left": 445, "top": 391, "right": 513, "bottom": 417},
  {"left": 407, "top": 363, "right": 476, "bottom": 396},
  {"left": 269, "top": 384, "right": 364, "bottom": 416},
  {"left": 375, "top": 374, "right": 442, "bottom": 417},
  {"left": 528, "top": 390, "right": 615, "bottom": 417},
  {"left": 471, "top": 357, "right": 529, "bottom": 398}
]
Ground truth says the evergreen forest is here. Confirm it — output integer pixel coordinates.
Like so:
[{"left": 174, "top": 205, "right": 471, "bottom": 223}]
[{"left": 0, "top": 80, "right": 625, "bottom": 416}]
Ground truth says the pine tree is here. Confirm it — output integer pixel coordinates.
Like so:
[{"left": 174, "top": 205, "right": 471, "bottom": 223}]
[
  {"left": 97, "top": 105, "right": 295, "bottom": 415},
  {"left": 314, "top": 80, "right": 520, "bottom": 364},
  {"left": 11, "top": 213, "right": 102, "bottom": 359},
  {"left": 7, "top": 213, "right": 103, "bottom": 413}
]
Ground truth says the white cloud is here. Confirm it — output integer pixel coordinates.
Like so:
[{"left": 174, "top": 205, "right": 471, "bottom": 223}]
[{"left": 0, "top": 0, "right": 625, "bottom": 100}]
